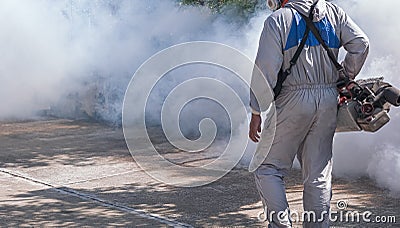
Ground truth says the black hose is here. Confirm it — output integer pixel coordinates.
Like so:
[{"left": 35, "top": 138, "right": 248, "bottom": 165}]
[{"left": 383, "top": 86, "right": 400, "bottom": 106}]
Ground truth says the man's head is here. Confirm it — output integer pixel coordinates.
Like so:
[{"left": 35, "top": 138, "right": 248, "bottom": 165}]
[{"left": 267, "top": 0, "right": 289, "bottom": 11}]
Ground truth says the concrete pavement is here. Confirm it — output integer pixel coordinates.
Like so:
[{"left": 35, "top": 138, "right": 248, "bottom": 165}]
[{"left": 0, "top": 119, "right": 398, "bottom": 227}]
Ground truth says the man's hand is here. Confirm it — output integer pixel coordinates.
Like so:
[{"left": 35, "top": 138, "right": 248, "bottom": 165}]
[{"left": 249, "top": 114, "right": 262, "bottom": 143}]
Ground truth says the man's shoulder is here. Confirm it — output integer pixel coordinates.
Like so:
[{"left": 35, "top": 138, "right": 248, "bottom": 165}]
[
  {"left": 325, "top": 1, "right": 345, "bottom": 16},
  {"left": 264, "top": 7, "right": 293, "bottom": 25},
  {"left": 324, "top": 1, "right": 347, "bottom": 24},
  {"left": 269, "top": 7, "right": 293, "bottom": 19}
]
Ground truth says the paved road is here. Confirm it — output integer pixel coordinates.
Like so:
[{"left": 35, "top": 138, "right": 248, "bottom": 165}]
[{"left": 0, "top": 119, "right": 398, "bottom": 227}]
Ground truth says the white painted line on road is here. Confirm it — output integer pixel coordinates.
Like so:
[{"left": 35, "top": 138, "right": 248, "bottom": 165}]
[
  {"left": 0, "top": 168, "right": 193, "bottom": 228},
  {"left": 66, "top": 170, "right": 137, "bottom": 185}
]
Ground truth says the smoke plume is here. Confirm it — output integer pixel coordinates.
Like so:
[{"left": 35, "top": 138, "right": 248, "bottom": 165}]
[
  {"left": 1, "top": 0, "right": 400, "bottom": 194},
  {"left": 332, "top": 0, "right": 400, "bottom": 196},
  {"left": 0, "top": 0, "right": 265, "bottom": 123}
]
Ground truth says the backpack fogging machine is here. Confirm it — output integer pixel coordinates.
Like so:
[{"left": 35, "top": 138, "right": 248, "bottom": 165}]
[
  {"left": 336, "top": 77, "right": 400, "bottom": 132},
  {"left": 295, "top": 12, "right": 400, "bottom": 133},
  {"left": 273, "top": 12, "right": 400, "bottom": 133}
]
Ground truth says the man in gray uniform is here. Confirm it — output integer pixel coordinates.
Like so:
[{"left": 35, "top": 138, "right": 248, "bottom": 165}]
[{"left": 249, "top": 0, "right": 369, "bottom": 227}]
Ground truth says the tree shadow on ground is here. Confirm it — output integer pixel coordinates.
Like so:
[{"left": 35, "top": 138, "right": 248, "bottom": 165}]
[
  {"left": 0, "top": 186, "right": 162, "bottom": 227},
  {"left": 0, "top": 119, "right": 398, "bottom": 227},
  {"left": 0, "top": 119, "right": 129, "bottom": 169}
]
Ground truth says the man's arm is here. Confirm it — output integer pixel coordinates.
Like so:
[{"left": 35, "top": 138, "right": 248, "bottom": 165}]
[
  {"left": 249, "top": 15, "right": 283, "bottom": 142},
  {"left": 338, "top": 6, "right": 370, "bottom": 79},
  {"left": 250, "top": 15, "right": 283, "bottom": 113}
]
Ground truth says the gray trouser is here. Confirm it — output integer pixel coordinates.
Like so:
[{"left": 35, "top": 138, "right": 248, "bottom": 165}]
[{"left": 254, "top": 86, "right": 338, "bottom": 228}]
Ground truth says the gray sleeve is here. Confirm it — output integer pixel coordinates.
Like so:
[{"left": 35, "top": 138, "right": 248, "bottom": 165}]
[
  {"left": 250, "top": 16, "right": 283, "bottom": 112},
  {"left": 338, "top": 6, "right": 370, "bottom": 79}
]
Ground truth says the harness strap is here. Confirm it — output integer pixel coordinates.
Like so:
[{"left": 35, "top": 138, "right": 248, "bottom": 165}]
[{"left": 273, "top": 1, "right": 318, "bottom": 99}]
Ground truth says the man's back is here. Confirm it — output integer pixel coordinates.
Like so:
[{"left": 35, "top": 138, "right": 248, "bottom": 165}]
[
  {"left": 249, "top": 1, "right": 369, "bottom": 227},
  {"left": 252, "top": 0, "right": 369, "bottom": 103}
]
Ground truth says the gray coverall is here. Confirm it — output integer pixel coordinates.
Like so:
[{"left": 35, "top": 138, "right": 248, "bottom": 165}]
[{"left": 250, "top": 0, "right": 369, "bottom": 227}]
